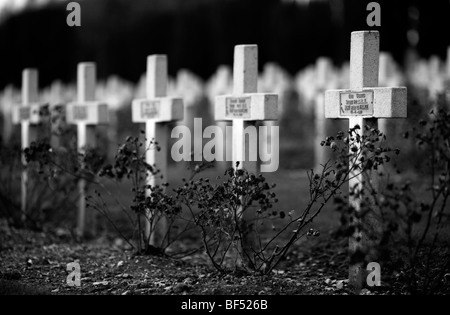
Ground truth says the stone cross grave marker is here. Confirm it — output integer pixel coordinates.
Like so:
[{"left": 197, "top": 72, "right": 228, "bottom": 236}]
[
  {"left": 1, "top": 85, "right": 17, "bottom": 144},
  {"left": 447, "top": 47, "right": 450, "bottom": 79},
  {"left": 378, "top": 52, "right": 397, "bottom": 135},
  {"left": 446, "top": 47, "right": 450, "bottom": 101},
  {"left": 215, "top": 45, "right": 278, "bottom": 174},
  {"left": 215, "top": 45, "right": 278, "bottom": 262},
  {"left": 132, "top": 55, "right": 184, "bottom": 247},
  {"left": 12, "top": 69, "right": 50, "bottom": 220},
  {"left": 66, "top": 62, "right": 109, "bottom": 237},
  {"left": 314, "top": 57, "right": 333, "bottom": 171},
  {"left": 171, "top": 70, "right": 205, "bottom": 162},
  {"left": 259, "top": 63, "right": 291, "bottom": 170},
  {"left": 324, "top": 31, "right": 407, "bottom": 290},
  {"left": 427, "top": 56, "right": 444, "bottom": 105},
  {"left": 206, "top": 65, "right": 233, "bottom": 171},
  {"left": 45, "top": 81, "right": 67, "bottom": 150}
]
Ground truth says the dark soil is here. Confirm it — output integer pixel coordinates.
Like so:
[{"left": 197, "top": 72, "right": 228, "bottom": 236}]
[{"left": 0, "top": 222, "right": 417, "bottom": 295}]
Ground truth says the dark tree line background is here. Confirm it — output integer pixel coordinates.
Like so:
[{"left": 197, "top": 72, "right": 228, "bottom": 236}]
[{"left": 0, "top": 0, "right": 449, "bottom": 89}]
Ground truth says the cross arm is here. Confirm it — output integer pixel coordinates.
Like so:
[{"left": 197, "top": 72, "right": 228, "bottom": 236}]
[
  {"left": 215, "top": 93, "right": 278, "bottom": 121},
  {"left": 12, "top": 102, "right": 50, "bottom": 124},
  {"left": 325, "top": 87, "right": 407, "bottom": 119},
  {"left": 132, "top": 97, "right": 183, "bottom": 123},
  {"left": 66, "top": 101, "right": 109, "bottom": 125}
]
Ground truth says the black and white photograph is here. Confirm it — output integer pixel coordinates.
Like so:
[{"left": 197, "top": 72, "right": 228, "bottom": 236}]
[{"left": 0, "top": 0, "right": 449, "bottom": 300}]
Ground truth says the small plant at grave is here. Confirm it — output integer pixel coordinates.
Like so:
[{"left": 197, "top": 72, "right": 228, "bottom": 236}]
[
  {"left": 173, "top": 128, "right": 393, "bottom": 275},
  {"left": 326, "top": 125, "right": 399, "bottom": 276},
  {"left": 331, "top": 108, "right": 450, "bottom": 294},
  {"left": 90, "top": 133, "right": 188, "bottom": 255},
  {"left": 174, "top": 165, "right": 277, "bottom": 273},
  {"left": 24, "top": 140, "right": 105, "bottom": 231},
  {"left": 377, "top": 109, "right": 450, "bottom": 294},
  {"left": 0, "top": 135, "right": 99, "bottom": 231}
]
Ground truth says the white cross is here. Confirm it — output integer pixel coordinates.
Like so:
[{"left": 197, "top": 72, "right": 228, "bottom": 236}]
[
  {"left": 215, "top": 45, "right": 277, "bottom": 267},
  {"left": 446, "top": 47, "right": 450, "bottom": 101},
  {"left": 378, "top": 52, "right": 398, "bottom": 135},
  {"left": 324, "top": 31, "right": 407, "bottom": 290},
  {"left": 11, "top": 69, "right": 49, "bottom": 220},
  {"left": 427, "top": 55, "right": 444, "bottom": 103},
  {"left": 207, "top": 66, "right": 233, "bottom": 171},
  {"left": 314, "top": 57, "right": 334, "bottom": 170},
  {"left": 1, "top": 86, "right": 16, "bottom": 144},
  {"left": 132, "top": 55, "right": 183, "bottom": 247},
  {"left": 215, "top": 45, "right": 278, "bottom": 174},
  {"left": 447, "top": 47, "right": 450, "bottom": 81},
  {"left": 66, "top": 62, "right": 109, "bottom": 237}
]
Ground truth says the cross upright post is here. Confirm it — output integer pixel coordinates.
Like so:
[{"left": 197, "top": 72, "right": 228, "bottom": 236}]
[
  {"left": 215, "top": 45, "right": 278, "bottom": 267},
  {"left": 325, "top": 31, "right": 407, "bottom": 291},
  {"left": 66, "top": 62, "right": 109, "bottom": 237},
  {"left": 12, "top": 69, "right": 50, "bottom": 221},
  {"left": 446, "top": 47, "right": 450, "bottom": 102},
  {"left": 132, "top": 55, "right": 184, "bottom": 248},
  {"left": 314, "top": 57, "right": 333, "bottom": 171}
]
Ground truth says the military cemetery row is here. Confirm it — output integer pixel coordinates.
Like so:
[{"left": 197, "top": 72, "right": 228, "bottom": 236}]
[
  {"left": 1, "top": 45, "right": 449, "bottom": 145},
  {"left": 1, "top": 31, "right": 450, "bottom": 289}
]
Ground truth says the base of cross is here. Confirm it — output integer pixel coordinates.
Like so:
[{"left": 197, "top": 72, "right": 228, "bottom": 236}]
[
  {"left": 349, "top": 182, "right": 384, "bottom": 292},
  {"left": 75, "top": 178, "right": 98, "bottom": 240},
  {"left": 348, "top": 217, "right": 383, "bottom": 292},
  {"left": 20, "top": 121, "right": 52, "bottom": 222},
  {"left": 146, "top": 214, "right": 168, "bottom": 249},
  {"left": 236, "top": 207, "right": 259, "bottom": 271},
  {"left": 347, "top": 117, "right": 385, "bottom": 293}
]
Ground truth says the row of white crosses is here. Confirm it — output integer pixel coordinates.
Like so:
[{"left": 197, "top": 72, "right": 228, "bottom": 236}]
[
  {"left": 170, "top": 70, "right": 205, "bottom": 163},
  {"left": 295, "top": 57, "right": 349, "bottom": 171},
  {"left": 314, "top": 57, "right": 335, "bottom": 171},
  {"left": 130, "top": 47, "right": 278, "bottom": 248},
  {"left": 445, "top": 47, "right": 450, "bottom": 101},
  {"left": 378, "top": 52, "right": 404, "bottom": 135},
  {"left": 325, "top": 31, "right": 407, "bottom": 290},
  {"left": 11, "top": 63, "right": 108, "bottom": 236},
  {"left": 206, "top": 65, "right": 233, "bottom": 171},
  {"left": 9, "top": 49, "right": 277, "bottom": 244},
  {"left": 259, "top": 63, "right": 291, "bottom": 168},
  {"left": 427, "top": 56, "right": 445, "bottom": 105},
  {"left": 1, "top": 85, "right": 18, "bottom": 143},
  {"left": 448, "top": 47, "right": 450, "bottom": 85},
  {"left": 9, "top": 34, "right": 409, "bottom": 291},
  {"left": 407, "top": 52, "right": 450, "bottom": 107}
]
